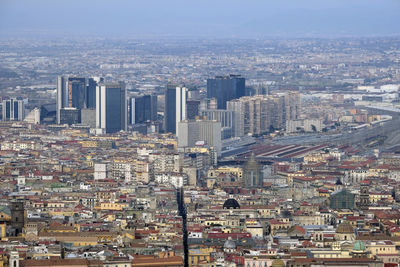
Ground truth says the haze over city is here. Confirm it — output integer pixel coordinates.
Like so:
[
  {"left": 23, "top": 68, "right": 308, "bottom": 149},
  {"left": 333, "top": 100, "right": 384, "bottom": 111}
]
[{"left": 1, "top": 0, "right": 400, "bottom": 38}]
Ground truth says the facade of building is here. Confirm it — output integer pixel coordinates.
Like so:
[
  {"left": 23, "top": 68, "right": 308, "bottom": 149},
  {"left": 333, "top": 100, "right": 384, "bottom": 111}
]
[
  {"left": 227, "top": 92, "right": 301, "bottom": 137},
  {"left": 96, "top": 82, "right": 127, "bottom": 133},
  {"left": 24, "top": 107, "right": 40, "bottom": 124},
  {"left": 243, "top": 153, "right": 263, "bottom": 188},
  {"left": 130, "top": 95, "right": 158, "bottom": 125},
  {"left": 201, "top": 109, "right": 234, "bottom": 139},
  {"left": 207, "top": 75, "right": 245, "bottom": 109},
  {"left": 164, "top": 85, "right": 187, "bottom": 135},
  {"left": 280, "top": 91, "right": 301, "bottom": 122},
  {"left": 329, "top": 189, "right": 355, "bottom": 210},
  {"left": 59, "top": 108, "right": 81, "bottom": 125},
  {"left": 56, "top": 76, "right": 103, "bottom": 124},
  {"left": 286, "top": 119, "right": 323, "bottom": 133},
  {"left": 81, "top": 108, "right": 96, "bottom": 127},
  {"left": 2, "top": 98, "right": 24, "bottom": 121},
  {"left": 57, "top": 76, "right": 85, "bottom": 124},
  {"left": 199, "top": 98, "right": 218, "bottom": 111},
  {"left": 177, "top": 119, "right": 222, "bottom": 156},
  {"left": 227, "top": 94, "right": 283, "bottom": 136},
  {"left": 186, "top": 100, "right": 200, "bottom": 120}
]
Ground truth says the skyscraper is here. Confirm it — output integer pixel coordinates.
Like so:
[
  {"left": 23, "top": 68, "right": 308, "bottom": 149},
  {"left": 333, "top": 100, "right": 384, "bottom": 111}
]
[
  {"left": 2, "top": 98, "right": 24, "bottom": 121},
  {"left": 130, "top": 94, "right": 158, "bottom": 125},
  {"left": 164, "top": 85, "right": 187, "bottom": 134},
  {"left": 56, "top": 76, "right": 103, "bottom": 124},
  {"left": 96, "top": 82, "right": 127, "bottom": 133},
  {"left": 282, "top": 91, "right": 301, "bottom": 121},
  {"left": 57, "top": 76, "right": 85, "bottom": 123},
  {"left": 207, "top": 74, "right": 245, "bottom": 109},
  {"left": 87, "top": 77, "right": 103, "bottom": 109}
]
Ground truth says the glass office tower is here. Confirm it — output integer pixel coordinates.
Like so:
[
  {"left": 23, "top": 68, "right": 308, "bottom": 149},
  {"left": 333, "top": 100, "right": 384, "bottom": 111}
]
[{"left": 206, "top": 74, "right": 245, "bottom": 109}]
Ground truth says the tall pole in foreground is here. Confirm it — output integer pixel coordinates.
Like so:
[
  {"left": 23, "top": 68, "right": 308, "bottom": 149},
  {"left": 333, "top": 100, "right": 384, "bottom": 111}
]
[{"left": 176, "top": 186, "right": 188, "bottom": 267}]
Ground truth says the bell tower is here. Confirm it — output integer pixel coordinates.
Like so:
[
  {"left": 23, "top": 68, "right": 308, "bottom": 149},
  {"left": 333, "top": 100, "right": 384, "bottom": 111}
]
[
  {"left": 10, "top": 201, "right": 25, "bottom": 236},
  {"left": 359, "top": 180, "right": 370, "bottom": 210}
]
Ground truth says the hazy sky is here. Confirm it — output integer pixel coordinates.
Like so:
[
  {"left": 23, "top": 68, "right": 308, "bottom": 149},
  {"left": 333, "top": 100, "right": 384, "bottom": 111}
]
[{"left": 0, "top": 0, "right": 399, "bottom": 38}]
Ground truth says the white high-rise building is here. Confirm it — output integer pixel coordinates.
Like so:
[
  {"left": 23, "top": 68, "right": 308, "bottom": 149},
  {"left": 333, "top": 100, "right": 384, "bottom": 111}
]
[
  {"left": 24, "top": 107, "right": 40, "bottom": 124},
  {"left": 175, "top": 86, "right": 187, "bottom": 137}
]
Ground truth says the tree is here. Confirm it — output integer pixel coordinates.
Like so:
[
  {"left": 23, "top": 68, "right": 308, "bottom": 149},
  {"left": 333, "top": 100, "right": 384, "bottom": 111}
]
[
  {"left": 311, "top": 124, "right": 317, "bottom": 132},
  {"left": 269, "top": 125, "right": 275, "bottom": 133}
]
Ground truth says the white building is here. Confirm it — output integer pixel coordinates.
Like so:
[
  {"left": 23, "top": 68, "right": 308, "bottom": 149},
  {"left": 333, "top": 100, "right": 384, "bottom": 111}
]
[
  {"left": 111, "top": 162, "right": 132, "bottom": 182},
  {"left": 175, "top": 86, "right": 187, "bottom": 137},
  {"left": 150, "top": 153, "right": 181, "bottom": 174},
  {"left": 178, "top": 119, "right": 222, "bottom": 156},
  {"left": 94, "top": 163, "right": 107, "bottom": 180},
  {"left": 1, "top": 141, "right": 39, "bottom": 151},
  {"left": 24, "top": 107, "right": 40, "bottom": 124},
  {"left": 286, "top": 119, "right": 323, "bottom": 133},
  {"left": 154, "top": 173, "right": 187, "bottom": 188}
]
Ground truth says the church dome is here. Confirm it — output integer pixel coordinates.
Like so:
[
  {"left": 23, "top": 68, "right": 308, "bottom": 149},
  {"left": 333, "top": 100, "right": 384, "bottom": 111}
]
[
  {"left": 271, "top": 259, "right": 285, "bottom": 267},
  {"left": 353, "top": 240, "right": 366, "bottom": 251},
  {"left": 223, "top": 198, "right": 240, "bottom": 209},
  {"left": 244, "top": 152, "right": 261, "bottom": 171},
  {"left": 336, "top": 222, "right": 354, "bottom": 234},
  {"left": 224, "top": 238, "right": 236, "bottom": 249}
]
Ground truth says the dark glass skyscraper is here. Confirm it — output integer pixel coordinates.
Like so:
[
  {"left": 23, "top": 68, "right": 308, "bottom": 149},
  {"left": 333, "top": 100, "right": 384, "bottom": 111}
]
[
  {"left": 86, "top": 77, "right": 100, "bottom": 109},
  {"left": 206, "top": 74, "right": 245, "bottom": 109},
  {"left": 165, "top": 85, "right": 177, "bottom": 134},
  {"left": 130, "top": 95, "right": 157, "bottom": 125},
  {"left": 96, "top": 82, "right": 127, "bottom": 133},
  {"left": 164, "top": 85, "right": 187, "bottom": 134},
  {"left": 68, "top": 78, "right": 86, "bottom": 109}
]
